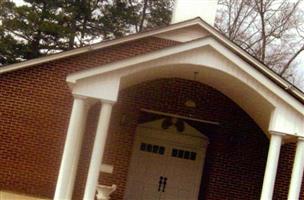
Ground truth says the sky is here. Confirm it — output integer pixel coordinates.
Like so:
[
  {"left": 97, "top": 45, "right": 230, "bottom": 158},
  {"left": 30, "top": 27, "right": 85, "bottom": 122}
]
[
  {"left": 13, "top": 0, "right": 24, "bottom": 5},
  {"left": 13, "top": 0, "right": 26, "bottom": 6},
  {"left": 10, "top": 0, "right": 304, "bottom": 88}
]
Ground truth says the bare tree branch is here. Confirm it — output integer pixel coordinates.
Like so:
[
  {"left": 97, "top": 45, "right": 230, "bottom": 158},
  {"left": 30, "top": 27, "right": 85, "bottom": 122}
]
[{"left": 215, "top": 0, "right": 304, "bottom": 81}]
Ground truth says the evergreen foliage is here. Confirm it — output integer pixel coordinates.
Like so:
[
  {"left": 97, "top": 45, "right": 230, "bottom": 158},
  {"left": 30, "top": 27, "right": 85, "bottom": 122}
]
[{"left": 0, "top": 0, "right": 174, "bottom": 66}]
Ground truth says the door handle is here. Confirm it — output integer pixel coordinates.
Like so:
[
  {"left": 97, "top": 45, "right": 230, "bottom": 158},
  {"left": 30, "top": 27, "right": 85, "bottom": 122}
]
[
  {"left": 158, "top": 176, "right": 168, "bottom": 192},
  {"left": 158, "top": 176, "right": 163, "bottom": 192},
  {"left": 162, "top": 177, "right": 167, "bottom": 192}
]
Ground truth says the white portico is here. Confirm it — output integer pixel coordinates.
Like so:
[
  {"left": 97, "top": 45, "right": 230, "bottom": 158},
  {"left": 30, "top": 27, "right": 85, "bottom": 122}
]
[{"left": 53, "top": 17, "right": 304, "bottom": 200}]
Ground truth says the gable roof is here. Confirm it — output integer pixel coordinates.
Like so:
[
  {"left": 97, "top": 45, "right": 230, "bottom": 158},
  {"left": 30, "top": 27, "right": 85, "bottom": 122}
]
[
  {"left": 0, "top": 18, "right": 202, "bottom": 74},
  {"left": 1, "top": 17, "right": 304, "bottom": 105}
]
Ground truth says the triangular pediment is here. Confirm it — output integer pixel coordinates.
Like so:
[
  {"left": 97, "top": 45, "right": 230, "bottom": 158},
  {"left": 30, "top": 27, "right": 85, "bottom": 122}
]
[{"left": 155, "top": 24, "right": 210, "bottom": 42}]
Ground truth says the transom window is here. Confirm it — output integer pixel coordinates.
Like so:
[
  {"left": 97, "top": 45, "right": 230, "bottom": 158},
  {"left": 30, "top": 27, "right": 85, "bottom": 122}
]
[
  {"left": 140, "top": 143, "right": 165, "bottom": 155},
  {"left": 171, "top": 148, "right": 197, "bottom": 161}
]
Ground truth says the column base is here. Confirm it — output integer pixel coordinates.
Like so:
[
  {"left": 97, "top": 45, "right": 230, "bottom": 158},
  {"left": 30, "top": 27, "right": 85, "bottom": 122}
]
[{"left": 96, "top": 184, "right": 117, "bottom": 200}]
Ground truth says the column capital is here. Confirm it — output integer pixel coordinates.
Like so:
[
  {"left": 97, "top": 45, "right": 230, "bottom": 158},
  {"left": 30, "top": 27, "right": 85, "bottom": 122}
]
[
  {"left": 73, "top": 94, "right": 89, "bottom": 100},
  {"left": 269, "top": 130, "right": 286, "bottom": 137},
  {"left": 99, "top": 98, "right": 116, "bottom": 105},
  {"left": 72, "top": 95, "right": 98, "bottom": 108}
]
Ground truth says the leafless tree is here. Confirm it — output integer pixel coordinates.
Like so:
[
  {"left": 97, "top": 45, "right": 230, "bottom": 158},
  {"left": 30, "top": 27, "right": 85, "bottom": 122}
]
[{"left": 215, "top": 0, "right": 304, "bottom": 83}]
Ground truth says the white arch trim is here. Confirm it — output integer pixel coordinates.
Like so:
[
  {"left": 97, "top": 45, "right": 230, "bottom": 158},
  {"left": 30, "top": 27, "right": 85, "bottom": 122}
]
[{"left": 67, "top": 37, "right": 304, "bottom": 137}]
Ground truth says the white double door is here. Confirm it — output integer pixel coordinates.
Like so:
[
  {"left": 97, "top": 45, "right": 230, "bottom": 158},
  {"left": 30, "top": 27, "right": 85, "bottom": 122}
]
[{"left": 124, "top": 127, "right": 207, "bottom": 200}]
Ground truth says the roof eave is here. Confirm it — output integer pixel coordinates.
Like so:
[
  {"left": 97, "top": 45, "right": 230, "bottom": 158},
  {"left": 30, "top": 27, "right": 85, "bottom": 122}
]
[
  {"left": 0, "top": 17, "right": 303, "bottom": 105},
  {"left": 0, "top": 18, "right": 202, "bottom": 74}
]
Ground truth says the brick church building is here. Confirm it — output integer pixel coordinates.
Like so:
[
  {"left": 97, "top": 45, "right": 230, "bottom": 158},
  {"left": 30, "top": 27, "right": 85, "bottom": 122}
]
[{"left": 1, "top": 0, "right": 304, "bottom": 200}]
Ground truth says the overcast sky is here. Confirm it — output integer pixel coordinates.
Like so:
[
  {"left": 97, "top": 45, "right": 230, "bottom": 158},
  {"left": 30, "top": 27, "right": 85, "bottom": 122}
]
[
  {"left": 10, "top": 0, "right": 304, "bottom": 88},
  {"left": 13, "top": 0, "right": 26, "bottom": 6}
]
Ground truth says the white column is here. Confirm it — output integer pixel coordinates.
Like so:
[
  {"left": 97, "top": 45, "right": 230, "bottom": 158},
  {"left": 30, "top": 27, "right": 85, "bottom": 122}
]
[
  {"left": 83, "top": 102, "right": 113, "bottom": 200},
  {"left": 260, "top": 132, "right": 284, "bottom": 200},
  {"left": 288, "top": 137, "right": 304, "bottom": 200},
  {"left": 54, "top": 96, "right": 90, "bottom": 200}
]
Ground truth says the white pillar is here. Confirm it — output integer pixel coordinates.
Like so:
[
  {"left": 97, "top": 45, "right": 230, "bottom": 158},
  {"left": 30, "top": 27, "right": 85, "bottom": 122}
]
[
  {"left": 288, "top": 137, "right": 304, "bottom": 200},
  {"left": 83, "top": 102, "right": 113, "bottom": 200},
  {"left": 260, "top": 132, "right": 284, "bottom": 200},
  {"left": 54, "top": 96, "right": 90, "bottom": 200}
]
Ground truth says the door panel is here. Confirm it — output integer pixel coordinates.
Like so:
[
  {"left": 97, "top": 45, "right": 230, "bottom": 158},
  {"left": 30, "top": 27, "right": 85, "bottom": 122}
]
[
  {"left": 125, "top": 144, "right": 167, "bottom": 200},
  {"left": 124, "top": 123, "right": 208, "bottom": 200},
  {"left": 161, "top": 150, "right": 200, "bottom": 200}
]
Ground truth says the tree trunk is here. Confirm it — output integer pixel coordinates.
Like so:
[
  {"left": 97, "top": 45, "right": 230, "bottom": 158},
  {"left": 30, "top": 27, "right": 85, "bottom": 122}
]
[{"left": 139, "top": 0, "right": 148, "bottom": 32}]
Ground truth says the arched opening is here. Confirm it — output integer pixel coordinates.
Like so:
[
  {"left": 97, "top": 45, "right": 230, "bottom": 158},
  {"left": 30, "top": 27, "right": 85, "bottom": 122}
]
[
  {"left": 92, "top": 77, "right": 269, "bottom": 200},
  {"left": 119, "top": 64, "right": 275, "bottom": 135}
]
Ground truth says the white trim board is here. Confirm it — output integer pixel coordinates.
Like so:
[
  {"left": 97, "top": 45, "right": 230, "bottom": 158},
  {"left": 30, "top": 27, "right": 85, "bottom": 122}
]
[{"left": 141, "top": 108, "right": 220, "bottom": 125}]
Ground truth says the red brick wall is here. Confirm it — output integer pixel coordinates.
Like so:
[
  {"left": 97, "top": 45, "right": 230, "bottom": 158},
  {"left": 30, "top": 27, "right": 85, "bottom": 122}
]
[
  {"left": 0, "top": 37, "right": 179, "bottom": 198},
  {"left": 0, "top": 36, "right": 300, "bottom": 200},
  {"left": 272, "top": 143, "right": 304, "bottom": 200},
  {"left": 273, "top": 143, "right": 295, "bottom": 199}
]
